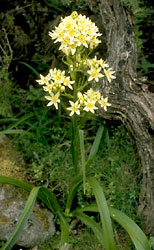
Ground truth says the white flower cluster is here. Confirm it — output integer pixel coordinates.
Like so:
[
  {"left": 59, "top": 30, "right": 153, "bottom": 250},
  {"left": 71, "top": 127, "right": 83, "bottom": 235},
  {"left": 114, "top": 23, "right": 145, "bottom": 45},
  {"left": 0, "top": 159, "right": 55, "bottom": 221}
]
[
  {"left": 85, "top": 57, "right": 116, "bottom": 83},
  {"left": 36, "top": 67, "right": 111, "bottom": 115},
  {"left": 36, "top": 68, "right": 74, "bottom": 109},
  {"left": 67, "top": 88, "right": 111, "bottom": 116},
  {"left": 49, "top": 11, "right": 101, "bottom": 55},
  {"left": 36, "top": 12, "right": 116, "bottom": 116}
]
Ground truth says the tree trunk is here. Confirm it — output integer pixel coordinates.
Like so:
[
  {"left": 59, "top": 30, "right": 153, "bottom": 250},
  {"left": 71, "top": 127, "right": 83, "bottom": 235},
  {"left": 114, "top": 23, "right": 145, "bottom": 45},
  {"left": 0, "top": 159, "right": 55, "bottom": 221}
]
[{"left": 89, "top": 0, "right": 154, "bottom": 234}]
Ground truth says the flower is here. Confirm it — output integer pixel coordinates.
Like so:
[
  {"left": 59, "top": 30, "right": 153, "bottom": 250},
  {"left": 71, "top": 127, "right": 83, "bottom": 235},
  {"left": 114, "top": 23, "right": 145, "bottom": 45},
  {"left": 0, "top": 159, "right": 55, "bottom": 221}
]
[
  {"left": 86, "top": 88, "right": 100, "bottom": 101},
  {"left": 63, "top": 77, "right": 74, "bottom": 90},
  {"left": 104, "top": 68, "right": 116, "bottom": 82},
  {"left": 86, "top": 57, "right": 99, "bottom": 69},
  {"left": 87, "top": 67, "right": 103, "bottom": 82},
  {"left": 84, "top": 100, "right": 98, "bottom": 113},
  {"left": 99, "top": 97, "right": 111, "bottom": 111},
  {"left": 99, "top": 59, "right": 109, "bottom": 68},
  {"left": 43, "top": 83, "right": 53, "bottom": 93},
  {"left": 36, "top": 74, "right": 50, "bottom": 85},
  {"left": 37, "top": 12, "right": 114, "bottom": 115},
  {"left": 95, "top": 91, "right": 101, "bottom": 101},
  {"left": 49, "top": 11, "right": 102, "bottom": 55},
  {"left": 49, "top": 68, "right": 65, "bottom": 83},
  {"left": 76, "top": 34, "right": 88, "bottom": 48},
  {"left": 67, "top": 101, "right": 80, "bottom": 116},
  {"left": 77, "top": 92, "right": 85, "bottom": 105},
  {"left": 45, "top": 92, "right": 60, "bottom": 109}
]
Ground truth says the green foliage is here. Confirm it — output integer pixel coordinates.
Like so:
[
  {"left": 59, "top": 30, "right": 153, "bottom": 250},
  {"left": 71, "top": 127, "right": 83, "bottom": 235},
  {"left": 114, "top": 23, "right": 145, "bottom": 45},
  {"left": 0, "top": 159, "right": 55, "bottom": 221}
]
[
  {"left": 109, "top": 208, "right": 150, "bottom": 250},
  {"left": 88, "top": 177, "right": 116, "bottom": 250},
  {"left": 73, "top": 211, "right": 105, "bottom": 246},
  {"left": 0, "top": 122, "right": 150, "bottom": 250},
  {"left": 91, "top": 126, "right": 141, "bottom": 219},
  {"left": 149, "top": 237, "right": 154, "bottom": 250},
  {"left": 0, "top": 97, "right": 143, "bottom": 248},
  {"left": 76, "top": 204, "right": 151, "bottom": 250},
  {"left": 0, "top": 55, "right": 13, "bottom": 117},
  {"left": 137, "top": 58, "right": 154, "bottom": 74},
  {"left": 121, "top": 0, "right": 154, "bottom": 76},
  {"left": 0, "top": 2, "right": 152, "bottom": 249},
  {"left": 44, "top": 0, "right": 87, "bottom": 11},
  {"left": 0, "top": 174, "right": 150, "bottom": 250}
]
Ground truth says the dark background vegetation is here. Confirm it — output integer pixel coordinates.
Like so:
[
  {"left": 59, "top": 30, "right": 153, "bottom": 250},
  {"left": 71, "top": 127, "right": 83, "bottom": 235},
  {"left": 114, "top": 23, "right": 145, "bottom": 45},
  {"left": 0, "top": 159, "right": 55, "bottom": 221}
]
[{"left": 0, "top": 0, "right": 154, "bottom": 249}]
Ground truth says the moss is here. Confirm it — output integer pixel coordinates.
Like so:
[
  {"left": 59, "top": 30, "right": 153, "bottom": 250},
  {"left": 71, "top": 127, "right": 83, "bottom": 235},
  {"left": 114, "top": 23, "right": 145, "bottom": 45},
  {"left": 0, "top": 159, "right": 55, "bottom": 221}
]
[
  {"left": 0, "top": 214, "right": 10, "bottom": 226},
  {"left": 0, "top": 135, "right": 28, "bottom": 197},
  {"left": 0, "top": 135, "right": 26, "bottom": 180},
  {"left": 33, "top": 205, "right": 50, "bottom": 232}
]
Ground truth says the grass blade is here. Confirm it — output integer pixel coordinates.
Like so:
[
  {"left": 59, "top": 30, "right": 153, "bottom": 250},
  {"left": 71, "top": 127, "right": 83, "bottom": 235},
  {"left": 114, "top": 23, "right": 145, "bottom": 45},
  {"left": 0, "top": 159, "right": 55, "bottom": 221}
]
[
  {"left": 57, "top": 212, "right": 69, "bottom": 247},
  {"left": 86, "top": 125, "right": 104, "bottom": 167},
  {"left": 65, "top": 174, "right": 83, "bottom": 215},
  {"left": 18, "top": 61, "right": 40, "bottom": 77},
  {"left": 72, "top": 210, "right": 104, "bottom": 246},
  {"left": 0, "top": 129, "right": 34, "bottom": 136},
  {"left": 7, "top": 113, "right": 34, "bottom": 130},
  {"left": 2, "top": 186, "right": 40, "bottom": 250},
  {"left": 79, "top": 130, "right": 86, "bottom": 194},
  {"left": 0, "top": 176, "right": 33, "bottom": 191},
  {"left": 39, "top": 187, "right": 62, "bottom": 212},
  {"left": 76, "top": 204, "right": 150, "bottom": 250},
  {"left": 88, "top": 177, "right": 116, "bottom": 250},
  {"left": 109, "top": 207, "right": 151, "bottom": 250}
]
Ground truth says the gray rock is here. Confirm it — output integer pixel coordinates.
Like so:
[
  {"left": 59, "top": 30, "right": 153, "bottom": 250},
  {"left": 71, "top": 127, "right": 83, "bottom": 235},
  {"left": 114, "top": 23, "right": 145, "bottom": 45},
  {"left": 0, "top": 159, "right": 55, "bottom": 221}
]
[
  {"left": 0, "top": 186, "right": 55, "bottom": 248},
  {"left": 0, "top": 136, "right": 55, "bottom": 248}
]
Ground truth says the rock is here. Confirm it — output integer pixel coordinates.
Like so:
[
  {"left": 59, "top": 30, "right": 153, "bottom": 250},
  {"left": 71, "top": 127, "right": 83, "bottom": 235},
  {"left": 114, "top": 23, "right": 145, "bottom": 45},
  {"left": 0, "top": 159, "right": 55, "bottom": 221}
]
[
  {"left": 0, "top": 186, "right": 55, "bottom": 248},
  {"left": 0, "top": 136, "right": 55, "bottom": 248}
]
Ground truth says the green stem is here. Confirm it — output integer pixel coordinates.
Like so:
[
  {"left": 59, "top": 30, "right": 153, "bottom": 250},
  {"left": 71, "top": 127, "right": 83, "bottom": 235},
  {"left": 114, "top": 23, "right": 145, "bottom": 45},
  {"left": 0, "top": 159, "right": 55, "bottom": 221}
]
[
  {"left": 78, "top": 80, "right": 89, "bottom": 92},
  {"left": 61, "top": 93, "right": 73, "bottom": 100},
  {"left": 69, "top": 55, "right": 80, "bottom": 175},
  {"left": 79, "top": 130, "right": 86, "bottom": 194},
  {"left": 73, "top": 58, "right": 77, "bottom": 100},
  {"left": 71, "top": 114, "right": 79, "bottom": 175}
]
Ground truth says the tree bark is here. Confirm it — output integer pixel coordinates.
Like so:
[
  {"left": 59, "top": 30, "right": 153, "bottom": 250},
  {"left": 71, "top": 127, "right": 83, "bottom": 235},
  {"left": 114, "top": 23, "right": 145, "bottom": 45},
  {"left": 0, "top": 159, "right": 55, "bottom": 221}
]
[{"left": 89, "top": 0, "right": 154, "bottom": 234}]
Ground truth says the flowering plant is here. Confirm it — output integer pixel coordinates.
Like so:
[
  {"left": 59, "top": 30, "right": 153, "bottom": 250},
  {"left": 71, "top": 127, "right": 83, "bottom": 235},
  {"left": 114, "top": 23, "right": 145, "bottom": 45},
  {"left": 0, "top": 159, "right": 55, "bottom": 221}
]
[
  {"left": 37, "top": 12, "right": 115, "bottom": 117},
  {"left": 0, "top": 11, "right": 150, "bottom": 250},
  {"left": 36, "top": 11, "right": 116, "bottom": 176}
]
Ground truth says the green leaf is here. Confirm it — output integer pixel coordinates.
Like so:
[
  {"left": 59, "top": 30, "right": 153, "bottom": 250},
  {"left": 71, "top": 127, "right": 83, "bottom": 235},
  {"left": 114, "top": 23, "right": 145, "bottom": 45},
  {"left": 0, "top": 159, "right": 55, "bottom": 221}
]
[
  {"left": 0, "top": 176, "right": 60, "bottom": 214},
  {"left": 58, "top": 212, "right": 69, "bottom": 247},
  {"left": 79, "top": 130, "right": 86, "bottom": 194},
  {"left": 72, "top": 210, "right": 104, "bottom": 246},
  {"left": 39, "top": 188, "right": 69, "bottom": 247},
  {"left": 39, "top": 187, "right": 62, "bottom": 213},
  {"left": 74, "top": 204, "right": 98, "bottom": 213},
  {"left": 0, "top": 113, "right": 34, "bottom": 136},
  {"left": 76, "top": 204, "right": 151, "bottom": 250},
  {"left": 109, "top": 207, "right": 151, "bottom": 250},
  {"left": 0, "top": 129, "right": 34, "bottom": 136},
  {"left": 7, "top": 113, "right": 34, "bottom": 130},
  {"left": 2, "top": 186, "right": 40, "bottom": 250},
  {"left": 0, "top": 176, "right": 33, "bottom": 192},
  {"left": 87, "top": 125, "right": 104, "bottom": 167},
  {"left": 18, "top": 61, "right": 40, "bottom": 76},
  {"left": 88, "top": 177, "right": 116, "bottom": 250},
  {"left": 65, "top": 174, "right": 83, "bottom": 215}
]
